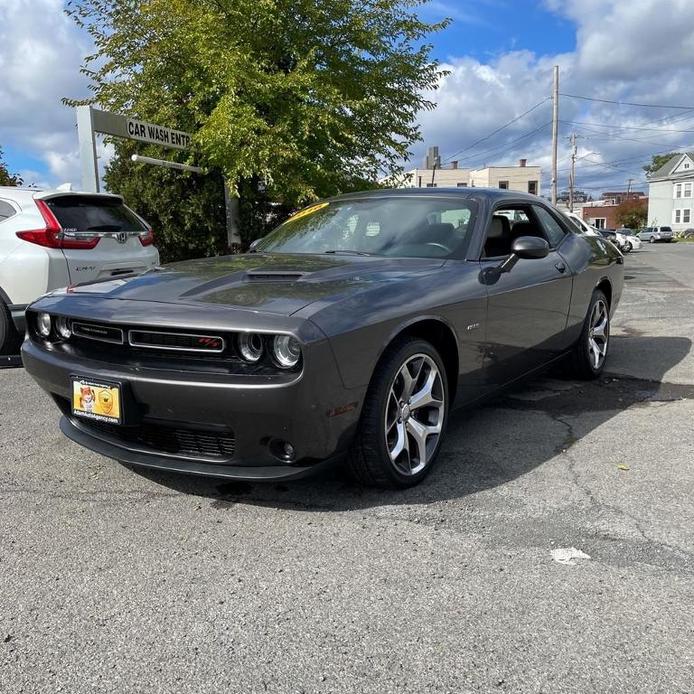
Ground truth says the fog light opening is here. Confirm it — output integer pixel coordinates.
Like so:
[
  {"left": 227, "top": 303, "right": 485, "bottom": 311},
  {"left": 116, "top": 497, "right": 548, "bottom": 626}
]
[{"left": 269, "top": 438, "right": 296, "bottom": 463}]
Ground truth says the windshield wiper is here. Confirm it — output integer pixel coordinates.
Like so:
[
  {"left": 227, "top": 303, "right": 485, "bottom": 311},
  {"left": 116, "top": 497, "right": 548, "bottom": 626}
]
[{"left": 324, "top": 249, "right": 373, "bottom": 256}]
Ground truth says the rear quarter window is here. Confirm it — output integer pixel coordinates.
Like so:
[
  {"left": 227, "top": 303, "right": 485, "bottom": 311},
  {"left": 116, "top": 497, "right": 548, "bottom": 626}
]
[
  {"left": 44, "top": 195, "right": 146, "bottom": 232},
  {"left": 0, "top": 200, "right": 16, "bottom": 221}
]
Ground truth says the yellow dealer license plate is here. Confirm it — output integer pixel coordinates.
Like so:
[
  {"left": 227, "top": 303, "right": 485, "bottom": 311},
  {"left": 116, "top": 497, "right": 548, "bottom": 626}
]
[{"left": 71, "top": 377, "right": 122, "bottom": 425}]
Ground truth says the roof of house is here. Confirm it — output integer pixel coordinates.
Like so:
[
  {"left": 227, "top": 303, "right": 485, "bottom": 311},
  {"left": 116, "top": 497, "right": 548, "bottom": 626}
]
[{"left": 650, "top": 152, "right": 694, "bottom": 179}]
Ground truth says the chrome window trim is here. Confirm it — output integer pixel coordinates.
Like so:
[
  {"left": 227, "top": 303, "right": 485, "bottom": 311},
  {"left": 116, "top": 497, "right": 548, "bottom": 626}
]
[
  {"left": 128, "top": 329, "right": 226, "bottom": 354},
  {"left": 72, "top": 322, "right": 125, "bottom": 345}
]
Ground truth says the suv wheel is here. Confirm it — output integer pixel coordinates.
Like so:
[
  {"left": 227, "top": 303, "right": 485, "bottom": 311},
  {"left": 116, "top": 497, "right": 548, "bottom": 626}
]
[
  {"left": 348, "top": 338, "right": 449, "bottom": 488},
  {"left": 0, "top": 301, "right": 20, "bottom": 355}
]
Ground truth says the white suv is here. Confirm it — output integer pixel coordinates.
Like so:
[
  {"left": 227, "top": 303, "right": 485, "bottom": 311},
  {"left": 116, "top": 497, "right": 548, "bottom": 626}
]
[{"left": 0, "top": 186, "right": 159, "bottom": 352}]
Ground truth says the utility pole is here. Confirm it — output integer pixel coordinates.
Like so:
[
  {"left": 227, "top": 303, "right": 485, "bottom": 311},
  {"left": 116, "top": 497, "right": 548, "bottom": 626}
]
[
  {"left": 627, "top": 178, "right": 634, "bottom": 195},
  {"left": 568, "top": 132, "right": 577, "bottom": 212},
  {"left": 551, "top": 65, "right": 559, "bottom": 206}
]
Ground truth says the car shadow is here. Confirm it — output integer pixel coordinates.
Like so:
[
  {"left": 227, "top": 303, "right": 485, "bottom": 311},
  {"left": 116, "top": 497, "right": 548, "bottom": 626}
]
[{"left": 129, "top": 335, "right": 693, "bottom": 511}]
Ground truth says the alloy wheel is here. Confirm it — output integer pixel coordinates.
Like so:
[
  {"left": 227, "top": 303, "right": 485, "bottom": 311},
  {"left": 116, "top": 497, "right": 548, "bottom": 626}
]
[
  {"left": 588, "top": 299, "right": 609, "bottom": 370},
  {"left": 384, "top": 354, "right": 445, "bottom": 476}
]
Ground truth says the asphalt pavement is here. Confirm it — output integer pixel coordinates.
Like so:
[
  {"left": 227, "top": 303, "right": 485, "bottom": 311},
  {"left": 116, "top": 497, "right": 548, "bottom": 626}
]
[{"left": 1, "top": 243, "right": 693, "bottom": 693}]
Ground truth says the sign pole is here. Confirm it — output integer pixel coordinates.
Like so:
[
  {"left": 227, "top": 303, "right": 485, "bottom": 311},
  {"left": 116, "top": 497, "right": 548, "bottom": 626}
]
[{"left": 76, "top": 105, "right": 100, "bottom": 193}]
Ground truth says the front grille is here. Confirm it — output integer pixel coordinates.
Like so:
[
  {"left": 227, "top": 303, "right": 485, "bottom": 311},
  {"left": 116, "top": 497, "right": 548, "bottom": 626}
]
[
  {"left": 78, "top": 418, "right": 236, "bottom": 461},
  {"left": 129, "top": 329, "right": 225, "bottom": 353},
  {"left": 72, "top": 321, "right": 124, "bottom": 344}
]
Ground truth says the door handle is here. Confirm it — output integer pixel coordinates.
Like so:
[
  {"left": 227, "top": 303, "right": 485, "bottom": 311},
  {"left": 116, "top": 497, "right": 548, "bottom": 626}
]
[{"left": 555, "top": 261, "right": 566, "bottom": 273}]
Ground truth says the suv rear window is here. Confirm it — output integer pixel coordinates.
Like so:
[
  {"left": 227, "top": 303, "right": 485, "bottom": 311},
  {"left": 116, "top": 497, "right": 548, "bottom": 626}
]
[
  {"left": 660, "top": 226, "right": 672, "bottom": 232},
  {"left": 44, "top": 195, "right": 146, "bottom": 232}
]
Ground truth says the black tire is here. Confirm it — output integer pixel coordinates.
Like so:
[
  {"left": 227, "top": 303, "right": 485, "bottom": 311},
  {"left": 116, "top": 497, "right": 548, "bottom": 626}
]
[
  {"left": 623, "top": 242, "right": 632, "bottom": 253},
  {"left": 649, "top": 236, "right": 655, "bottom": 243},
  {"left": 0, "top": 300, "right": 20, "bottom": 356},
  {"left": 568, "top": 290, "right": 610, "bottom": 380},
  {"left": 347, "top": 338, "right": 449, "bottom": 489}
]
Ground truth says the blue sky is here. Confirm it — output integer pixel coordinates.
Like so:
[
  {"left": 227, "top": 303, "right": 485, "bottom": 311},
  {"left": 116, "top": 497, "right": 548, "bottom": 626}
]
[
  {"left": 422, "top": 0, "right": 575, "bottom": 62},
  {"left": 2, "top": 0, "right": 694, "bottom": 196}
]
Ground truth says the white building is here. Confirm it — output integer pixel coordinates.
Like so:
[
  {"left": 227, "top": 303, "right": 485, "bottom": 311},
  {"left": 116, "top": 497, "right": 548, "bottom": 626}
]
[
  {"left": 647, "top": 152, "right": 694, "bottom": 232},
  {"left": 399, "top": 148, "right": 541, "bottom": 196}
]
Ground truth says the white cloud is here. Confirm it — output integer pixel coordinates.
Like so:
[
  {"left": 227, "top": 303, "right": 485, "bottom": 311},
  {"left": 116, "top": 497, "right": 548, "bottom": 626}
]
[
  {"left": 413, "top": 0, "right": 694, "bottom": 194},
  {"left": 0, "top": 0, "right": 93, "bottom": 188}
]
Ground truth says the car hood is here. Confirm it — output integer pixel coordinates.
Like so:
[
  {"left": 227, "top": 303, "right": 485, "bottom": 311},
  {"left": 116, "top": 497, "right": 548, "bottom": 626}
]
[{"left": 62, "top": 253, "right": 447, "bottom": 316}]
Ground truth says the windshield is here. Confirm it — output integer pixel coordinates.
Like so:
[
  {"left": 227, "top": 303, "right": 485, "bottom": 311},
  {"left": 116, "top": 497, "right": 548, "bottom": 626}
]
[{"left": 256, "top": 197, "right": 478, "bottom": 258}]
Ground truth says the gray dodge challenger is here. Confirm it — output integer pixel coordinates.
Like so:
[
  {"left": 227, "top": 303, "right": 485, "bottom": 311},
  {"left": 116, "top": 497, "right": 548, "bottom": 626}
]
[{"left": 22, "top": 188, "right": 623, "bottom": 488}]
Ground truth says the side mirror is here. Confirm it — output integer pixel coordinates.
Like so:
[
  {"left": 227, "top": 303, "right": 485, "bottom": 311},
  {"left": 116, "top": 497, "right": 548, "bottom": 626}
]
[
  {"left": 512, "top": 236, "right": 550, "bottom": 260},
  {"left": 497, "top": 236, "right": 550, "bottom": 274},
  {"left": 248, "top": 237, "right": 264, "bottom": 253}
]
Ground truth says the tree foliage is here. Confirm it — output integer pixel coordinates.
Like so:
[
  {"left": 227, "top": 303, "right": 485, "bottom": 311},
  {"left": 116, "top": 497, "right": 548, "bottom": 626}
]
[
  {"left": 65, "top": 0, "right": 447, "bottom": 256},
  {"left": 615, "top": 198, "right": 647, "bottom": 229},
  {"left": 643, "top": 152, "right": 681, "bottom": 176},
  {"left": 0, "top": 147, "right": 23, "bottom": 187}
]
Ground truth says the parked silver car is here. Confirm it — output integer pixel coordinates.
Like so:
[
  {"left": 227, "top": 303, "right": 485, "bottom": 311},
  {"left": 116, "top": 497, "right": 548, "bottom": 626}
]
[{"left": 638, "top": 226, "right": 674, "bottom": 243}]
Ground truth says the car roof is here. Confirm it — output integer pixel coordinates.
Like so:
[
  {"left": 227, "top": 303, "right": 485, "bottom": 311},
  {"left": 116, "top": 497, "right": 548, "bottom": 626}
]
[
  {"left": 327, "top": 187, "right": 546, "bottom": 204},
  {"left": 0, "top": 186, "right": 122, "bottom": 208}
]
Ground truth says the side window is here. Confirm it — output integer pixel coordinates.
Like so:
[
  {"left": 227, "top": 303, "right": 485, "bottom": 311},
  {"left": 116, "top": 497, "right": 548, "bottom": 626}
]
[
  {"left": 0, "top": 200, "right": 16, "bottom": 222},
  {"left": 532, "top": 205, "right": 567, "bottom": 248}
]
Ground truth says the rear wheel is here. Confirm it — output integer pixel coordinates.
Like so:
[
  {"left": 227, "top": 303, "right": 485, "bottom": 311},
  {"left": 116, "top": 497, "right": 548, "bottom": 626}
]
[
  {"left": 568, "top": 290, "right": 610, "bottom": 380},
  {"left": 0, "top": 301, "right": 20, "bottom": 355},
  {"left": 347, "top": 338, "right": 449, "bottom": 488}
]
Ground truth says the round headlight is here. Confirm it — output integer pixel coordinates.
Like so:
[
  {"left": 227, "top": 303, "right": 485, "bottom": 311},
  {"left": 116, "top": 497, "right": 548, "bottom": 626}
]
[
  {"left": 37, "top": 312, "right": 52, "bottom": 338},
  {"left": 238, "top": 332, "right": 264, "bottom": 363},
  {"left": 56, "top": 316, "right": 71, "bottom": 339},
  {"left": 272, "top": 335, "right": 301, "bottom": 368}
]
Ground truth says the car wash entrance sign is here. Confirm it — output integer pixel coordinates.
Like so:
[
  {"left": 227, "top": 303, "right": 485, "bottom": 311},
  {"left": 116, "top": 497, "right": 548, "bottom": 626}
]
[
  {"left": 76, "top": 105, "right": 194, "bottom": 192},
  {"left": 125, "top": 119, "right": 192, "bottom": 150}
]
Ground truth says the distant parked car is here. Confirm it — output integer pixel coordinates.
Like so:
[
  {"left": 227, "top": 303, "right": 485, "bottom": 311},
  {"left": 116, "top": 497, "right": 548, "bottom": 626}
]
[
  {"left": 638, "top": 226, "right": 674, "bottom": 243},
  {"left": 683, "top": 228, "right": 694, "bottom": 239},
  {"left": 563, "top": 212, "right": 601, "bottom": 237},
  {"left": 599, "top": 229, "right": 618, "bottom": 243},
  {"left": 615, "top": 228, "right": 642, "bottom": 252},
  {"left": 0, "top": 186, "right": 159, "bottom": 353}
]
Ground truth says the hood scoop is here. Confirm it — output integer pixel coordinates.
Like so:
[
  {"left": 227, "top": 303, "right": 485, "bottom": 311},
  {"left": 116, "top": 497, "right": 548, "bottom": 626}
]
[{"left": 245, "top": 269, "right": 307, "bottom": 282}]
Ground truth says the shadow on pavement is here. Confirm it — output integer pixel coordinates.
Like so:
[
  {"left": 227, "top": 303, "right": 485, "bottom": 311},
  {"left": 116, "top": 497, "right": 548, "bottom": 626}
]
[{"left": 130, "top": 335, "right": 693, "bottom": 510}]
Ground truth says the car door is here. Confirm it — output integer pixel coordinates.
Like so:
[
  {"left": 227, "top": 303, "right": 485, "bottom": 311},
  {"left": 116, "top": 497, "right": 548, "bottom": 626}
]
[{"left": 480, "top": 202, "right": 574, "bottom": 387}]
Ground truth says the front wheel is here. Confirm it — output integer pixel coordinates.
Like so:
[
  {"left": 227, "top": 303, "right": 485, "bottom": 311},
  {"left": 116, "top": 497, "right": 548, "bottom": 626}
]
[
  {"left": 568, "top": 290, "right": 610, "bottom": 380},
  {"left": 347, "top": 338, "right": 449, "bottom": 488},
  {"left": 623, "top": 242, "right": 632, "bottom": 253},
  {"left": 649, "top": 236, "right": 656, "bottom": 243}
]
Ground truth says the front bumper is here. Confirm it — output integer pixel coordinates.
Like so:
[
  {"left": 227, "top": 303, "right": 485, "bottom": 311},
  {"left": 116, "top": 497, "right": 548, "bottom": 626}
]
[{"left": 22, "top": 337, "right": 365, "bottom": 481}]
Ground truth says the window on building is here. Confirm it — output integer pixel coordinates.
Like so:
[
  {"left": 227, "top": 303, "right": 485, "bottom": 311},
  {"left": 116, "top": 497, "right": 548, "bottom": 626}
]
[
  {"left": 675, "top": 183, "right": 682, "bottom": 198},
  {"left": 528, "top": 180, "right": 538, "bottom": 195},
  {"left": 674, "top": 209, "right": 682, "bottom": 223},
  {"left": 684, "top": 209, "right": 691, "bottom": 224},
  {"left": 685, "top": 163, "right": 691, "bottom": 169},
  {"left": 456, "top": 182, "right": 468, "bottom": 188},
  {"left": 592, "top": 218, "right": 606, "bottom": 229},
  {"left": 684, "top": 182, "right": 692, "bottom": 198},
  {"left": 498, "top": 181, "right": 509, "bottom": 190}
]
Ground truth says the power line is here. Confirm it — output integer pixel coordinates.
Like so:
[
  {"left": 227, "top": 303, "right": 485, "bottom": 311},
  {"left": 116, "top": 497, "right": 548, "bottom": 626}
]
[
  {"left": 458, "top": 122, "right": 552, "bottom": 167},
  {"left": 560, "top": 93, "right": 694, "bottom": 110},
  {"left": 560, "top": 119, "right": 694, "bottom": 134},
  {"left": 442, "top": 98, "right": 550, "bottom": 163}
]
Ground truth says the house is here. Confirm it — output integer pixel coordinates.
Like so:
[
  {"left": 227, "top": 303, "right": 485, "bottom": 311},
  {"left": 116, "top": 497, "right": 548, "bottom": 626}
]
[
  {"left": 579, "top": 192, "right": 647, "bottom": 229},
  {"left": 647, "top": 152, "right": 694, "bottom": 232},
  {"left": 399, "top": 147, "right": 541, "bottom": 195}
]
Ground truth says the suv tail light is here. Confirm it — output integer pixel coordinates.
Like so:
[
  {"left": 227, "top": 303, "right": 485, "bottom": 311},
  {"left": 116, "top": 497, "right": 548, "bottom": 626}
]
[
  {"left": 16, "top": 200, "right": 100, "bottom": 250},
  {"left": 138, "top": 227, "right": 155, "bottom": 246}
]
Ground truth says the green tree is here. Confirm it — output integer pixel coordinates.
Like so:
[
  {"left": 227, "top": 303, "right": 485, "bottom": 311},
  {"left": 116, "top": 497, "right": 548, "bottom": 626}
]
[
  {"left": 0, "top": 147, "right": 23, "bottom": 187},
  {"left": 643, "top": 152, "right": 681, "bottom": 176},
  {"left": 615, "top": 198, "right": 647, "bottom": 229},
  {"left": 66, "top": 0, "right": 447, "bottom": 255}
]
